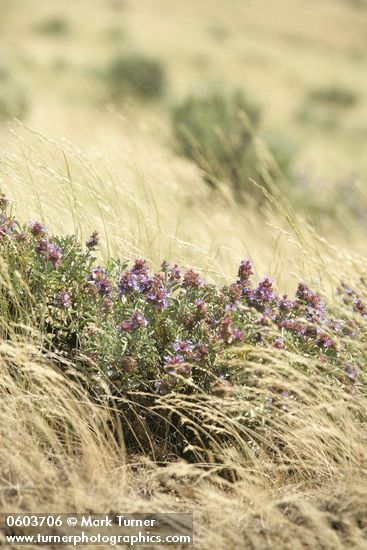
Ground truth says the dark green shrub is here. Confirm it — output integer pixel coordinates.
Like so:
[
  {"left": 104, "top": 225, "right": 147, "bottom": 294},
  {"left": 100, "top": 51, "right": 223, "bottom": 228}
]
[
  {"left": 34, "top": 16, "right": 71, "bottom": 36},
  {"left": 296, "top": 84, "right": 358, "bottom": 130},
  {"left": 308, "top": 84, "right": 358, "bottom": 108},
  {"left": 171, "top": 89, "right": 263, "bottom": 193},
  {"left": 103, "top": 53, "right": 166, "bottom": 101},
  {"left": 0, "top": 68, "right": 29, "bottom": 122}
]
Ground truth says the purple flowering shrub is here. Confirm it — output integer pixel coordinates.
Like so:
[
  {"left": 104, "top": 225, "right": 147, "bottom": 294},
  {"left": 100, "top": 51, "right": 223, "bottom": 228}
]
[
  {"left": 0, "top": 192, "right": 366, "bottom": 456},
  {"left": 0, "top": 193, "right": 364, "bottom": 390}
]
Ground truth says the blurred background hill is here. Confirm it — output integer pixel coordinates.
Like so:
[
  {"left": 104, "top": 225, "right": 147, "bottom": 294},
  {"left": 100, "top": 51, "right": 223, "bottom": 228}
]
[{"left": 0, "top": 0, "right": 366, "bottom": 287}]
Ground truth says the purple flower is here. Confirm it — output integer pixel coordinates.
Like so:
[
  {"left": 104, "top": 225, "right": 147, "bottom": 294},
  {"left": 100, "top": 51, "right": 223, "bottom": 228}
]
[
  {"left": 279, "top": 295, "right": 295, "bottom": 312},
  {"left": 168, "top": 264, "right": 181, "bottom": 281},
  {"left": 161, "top": 261, "right": 181, "bottom": 281},
  {"left": 47, "top": 243, "right": 63, "bottom": 267},
  {"left": 163, "top": 355, "right": 191, "bottom": 378},
  {"left": 233, "top": 328, "right": 244, "bottom": 341},
  {"left": 29, "top": 220, "right": 46, "bottom": 237},
  {"left": 195, "top": 298, "right": 208, "bottom": 318},
  {"left": 273, "top": 337, "right": 285, "bottom": 349},
  {"left": 251, "top": 277, "right": 276, "bottom": 304},
  {"left": 118, "top": 261, "right": 153, "bottom": 295},
  {"left": 238, "top": 259, "right": 253, "bottom": 282},
  {"left": 132, "top": 259, "right": 149, "bottom": 274},
  {"left": 296, "top": 282, "right": 325, "bottom": 318},
  {"left": 228, "top": 282, "right": 243, "bottom": 303},
  {"left": 194, "top": 344, "right": 209, "bottom": 361},
  {"left": 130, "top": 310, "right": 148, "bottom": 329},
  {"left": 36, "top": 238, "right": 48, "bottom": 254},
  {"left": 55, "top": 290, "right": 71, "bottom": 309},
  {"left": 86, "top": 231, "right": 100, "bottom": 250},
  {"left": 279, "top": 318, "right": 307, "bottom": 338},
  {"left": 315, "top": 331, "right": 334, "bottom": 349},
  {"left": 163, "top": 354, "right": 184, "bottom": 372},
  {"left": 353, "top": 297, "right": 367, "bottom": 317},
  {"left": 0, "top": 217, "right": 15, "bottom": 239},
  {"left": 117, "top": 320, "right": 132, "bottom": 332},
  {"left": 345, "top": 364, "right": 357, "bottom": 381},
  {"left": 146, "top": 273, "right": 170, "bottom": 309},
  {"left": 118, "top": 270, "right": 140, "bottom": 293},
  {"left": 14, "top": 231, "right": 28, "bottom": 243},
  {"left": 147, "top": 287, "right": 170, "bottom": 309},
  {"left": 86, "top": 267, "right": 112, "bottom": 296},
  {"left": 172, "top": 339, "right": 193, "bottom": 354},
  {"left": 182, "top": 269, "right": 204, "bottom": 289},
  {"left": 117, "top": 310, "right": 148, "bottom": 332},
  {"left": 36, "top": 239, "right": 62, "bottom": 267}
]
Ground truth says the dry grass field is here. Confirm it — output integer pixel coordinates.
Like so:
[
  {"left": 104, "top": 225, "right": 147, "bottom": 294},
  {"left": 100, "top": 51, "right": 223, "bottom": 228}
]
[{"left": 1, "top": 1, "right": 367, "bottom": 548}]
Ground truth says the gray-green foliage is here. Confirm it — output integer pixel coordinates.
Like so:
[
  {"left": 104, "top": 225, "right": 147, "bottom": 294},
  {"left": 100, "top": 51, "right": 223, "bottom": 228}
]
[
  {"left": 171, "top": 89, "right": 293, "bottom": 195},
  {"left": 309, "top": 84, "right": 358, "bottom": 108},
  {"left": 34, "top": 16, "right": 71, "bottom": 36},
  {"left": 0, "top": 68, "right": 29, "bottom": 122},
  {"left": 104, "top": 53, "right": 167, "bottom": 101},
  {"left": 297, "top": 83, "right": 358, "bottom": 130}
]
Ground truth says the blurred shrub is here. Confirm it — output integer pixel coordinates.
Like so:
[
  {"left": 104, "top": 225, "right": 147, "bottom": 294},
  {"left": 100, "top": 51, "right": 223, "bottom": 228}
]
[
  {"left": 297, "top": 84, "right": 358, "bottom": 130},
  {"left": 265, "top": 132, "right": 298, "bottom": 177},
  {"left": 103, "top": 53, "right": 167, "bottom": 102},
  {"left": 104, "top": 26, "right": 127, "bottom": 43},
  {"left": 171, "top": 89, "right": 294, "bottom": 196},
  {"left": 34, "top": 16, "right": 71, "bottom": 36},
  {"left": 296, "top": 104, "right": 339, "bottom": 130},
  {"left": 0, "top": 68, "right": 29, "bottom": 122},
  {"left": 207, "top": 25, "right": 231, "bottom": 42},
  {"left": 346, "top": 0, "right": 367, "bottom": 8},
  {"left": 308, "top": 84, "right": 358, "bottom": 108}
]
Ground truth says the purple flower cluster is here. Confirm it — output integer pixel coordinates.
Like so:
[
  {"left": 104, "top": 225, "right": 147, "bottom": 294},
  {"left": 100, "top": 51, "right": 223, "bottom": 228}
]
[
  {"left": 353, "top": 297, "right": 367, "bottom": 317},
  {"left": 163, "top": 355, "right": 191, "bottom": 378},
  {"left": 147, "top": 273, "right": 170, "bottom": 309},
  {"left": 219, "top": 316, "right": 243, "bottom": 344},
  {"left": 250, "top": 277, "right": 276, "bottom": 304},
  {"left": 172, "top": 339, "right": 193, "bottom": 354},
  {"left": 86, "top": 267, "right": 112, "bottom": 297},
  {"left": 0, "top": 216, "right": 16, "bottom": 239},
  {"left": 119, "top": 259, "right": 153, "bottom": 294},
  {"left": 238, "top": 258, "right": 253, "bottom": 281},
  {"left": 85, "top": 231, "right": 100, "bottom": 250},
  {"left": 117, "top": 309, "right": 148, "bottom": 332},
  {"left": 182, "top": 269, "right": 204, "bottom": 289},
  {"left": 55, "top": 289, "right": 72, "bottom": 309},
  {"left": 279, "top": 295, "right": 295, "bottom": 312},
  {"left": 296, "top": 282, "right": 325, "bottom": 319},
  {"left": 36, "top": 239, "right": 63, "bottom": 267},
  {"left": 0, "top": 191, "right": 362, "bottom": 401},
  {"left": 29, "top": 220, "right": 46, "bottom": 237},
  {"left": 118, "top": 260, "right": 171, "bottom": 310},
  {"left": 161, "top": 260, "right": 181, "bottom": 281}
]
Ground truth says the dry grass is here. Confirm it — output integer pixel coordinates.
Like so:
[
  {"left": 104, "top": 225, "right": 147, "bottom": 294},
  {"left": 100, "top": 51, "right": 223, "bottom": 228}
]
[{"left": 1, "top": 334, "right": 367, "bottom": 549}]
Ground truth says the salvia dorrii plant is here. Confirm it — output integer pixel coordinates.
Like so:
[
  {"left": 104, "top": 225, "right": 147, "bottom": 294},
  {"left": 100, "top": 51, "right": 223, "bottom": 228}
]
[{"left": 0, "top": 192, "right": 366, "bottom": 458}]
